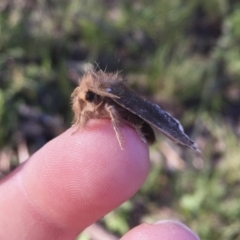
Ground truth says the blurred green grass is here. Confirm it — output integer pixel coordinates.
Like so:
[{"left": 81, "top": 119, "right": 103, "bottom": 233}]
[{"left": 1, "top": 0, "right": 240, "bottom": 239}]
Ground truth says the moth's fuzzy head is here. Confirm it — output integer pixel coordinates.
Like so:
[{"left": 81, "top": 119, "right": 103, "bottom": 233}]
[
  {"left": 80, "top": 70, "right": 122, "bottom": 92},
  {"left": 71, "top": 70, "right": 122, "bottom": 122},
  {"left": 72, "top": 70, "right": 121, "bottom": 104}
]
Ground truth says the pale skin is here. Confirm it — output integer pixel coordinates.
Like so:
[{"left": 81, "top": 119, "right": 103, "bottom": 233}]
[{"left": 0, "top": 120, "right": 200, "bottom": 240}]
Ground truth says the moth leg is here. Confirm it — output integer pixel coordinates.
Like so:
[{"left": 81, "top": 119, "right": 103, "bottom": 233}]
[
  {"left": 106, "top": 105, "right": 123, "bottom": 150},
  {"left": 72, "top": 101, "right": 81, "bottom": 125},
  {"left": 71, "top": 118, "right": 83, "bottom": 134},
  {"left": 94, "top": 101, "right": 103, "bottom": 111},
  {"left": 79, "top": 111, "right": 92, "bottom": 127},
  {"left": 71, "top": 98, "right": 82, "bottom": 134},
  {"left": 131, "top": 124, "right": 148, "bottom": 144},
  {"left": 72, "top": 110, "right": 92, "bottom": 134}
]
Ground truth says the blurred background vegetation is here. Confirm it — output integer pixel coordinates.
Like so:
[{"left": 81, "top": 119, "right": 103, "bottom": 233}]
[{"left": 1, "top": 0, "right": 240, "bottom": 239}]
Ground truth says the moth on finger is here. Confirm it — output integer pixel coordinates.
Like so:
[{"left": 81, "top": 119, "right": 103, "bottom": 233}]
[{"left": 71, "top": 70, "right": 200, "bottom": 152}]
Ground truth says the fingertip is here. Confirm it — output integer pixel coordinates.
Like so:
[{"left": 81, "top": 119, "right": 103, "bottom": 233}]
[
  {"left": 154, "top": 220, "right": 200, "bottom": 240},
  {"left": 21, "top": 120, "right": 150, "bottom": 230},
  {"left": 121, "top": 221, "right": 200, "bottom": 240}
]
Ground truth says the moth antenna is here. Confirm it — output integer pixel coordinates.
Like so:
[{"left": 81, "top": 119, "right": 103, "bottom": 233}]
[
  {"left": 91, "top": 70, "right": 98, "bottom": 79},
  {"left": 104, "top": 65, "right": 107, "bottom": 73},
  {"left": 94, "top": 62, "right": 101, "bottom": 71},
  {"left": 106, "top": 105, "right": 124, "bottom": 150},
  {"left": 115, "top": 69, "right": 123, "bottom": 76},
  {"left": 112, "top": 71, "right": 120, "bottom": 81}
]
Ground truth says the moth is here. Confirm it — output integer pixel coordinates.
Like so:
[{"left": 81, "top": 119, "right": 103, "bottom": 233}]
[{"left": 71, "top": 70, "right": 200, "bottom": 152}]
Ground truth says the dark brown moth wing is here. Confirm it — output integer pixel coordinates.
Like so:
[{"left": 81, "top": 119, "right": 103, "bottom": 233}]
[{"left": 106, "top": 83, "right": 200, "bottom": 152}]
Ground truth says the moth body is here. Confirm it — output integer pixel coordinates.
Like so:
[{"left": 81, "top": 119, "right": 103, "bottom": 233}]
[
  {"left": 71, "top": 71, "right": 155, "bottom": 148},
  {"left": 71, "top": 70, "right": 199, "bottom": 152}
]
